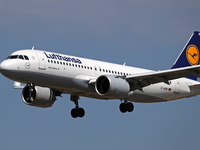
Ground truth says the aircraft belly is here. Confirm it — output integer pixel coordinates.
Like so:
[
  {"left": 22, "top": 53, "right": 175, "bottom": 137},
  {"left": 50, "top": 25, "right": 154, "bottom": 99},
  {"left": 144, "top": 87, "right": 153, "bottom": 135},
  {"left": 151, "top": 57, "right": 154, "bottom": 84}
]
[
  {"left": 127, "top": 79, "right": 195, "bottom": 103},
  {"left": 127, "top": 92, "right": 166, "bottom": 103},
  {"left": 128, "top": 83, "right": 174, "bottom": 102}
]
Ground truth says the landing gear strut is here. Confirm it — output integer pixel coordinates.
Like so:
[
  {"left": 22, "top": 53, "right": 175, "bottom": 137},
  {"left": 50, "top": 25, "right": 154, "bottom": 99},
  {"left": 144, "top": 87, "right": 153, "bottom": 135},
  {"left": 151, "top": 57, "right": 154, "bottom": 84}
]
[
  {"left": 70, "top": 95, "right": 85, "bottom": 118},
  {"left": 119, "top": 101, "right": 134, "bottom": 113}
]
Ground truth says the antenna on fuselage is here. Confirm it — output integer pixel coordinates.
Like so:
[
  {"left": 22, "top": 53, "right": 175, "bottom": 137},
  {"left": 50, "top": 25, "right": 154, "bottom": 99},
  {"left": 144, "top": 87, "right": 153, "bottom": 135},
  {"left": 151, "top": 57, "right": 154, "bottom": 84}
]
[
  {"left": 32, "top": 46, "right": 34, "bottom": 50},
  {"left": 123, "top": 62, "right": 126, "bottom": 66}
]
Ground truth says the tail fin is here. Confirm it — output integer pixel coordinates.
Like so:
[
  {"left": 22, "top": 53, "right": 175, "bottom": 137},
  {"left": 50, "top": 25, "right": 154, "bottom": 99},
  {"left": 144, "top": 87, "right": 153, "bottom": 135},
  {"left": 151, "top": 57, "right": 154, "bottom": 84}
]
[{"left": 171, "top": 31, "right": 200, "bottom": 80}]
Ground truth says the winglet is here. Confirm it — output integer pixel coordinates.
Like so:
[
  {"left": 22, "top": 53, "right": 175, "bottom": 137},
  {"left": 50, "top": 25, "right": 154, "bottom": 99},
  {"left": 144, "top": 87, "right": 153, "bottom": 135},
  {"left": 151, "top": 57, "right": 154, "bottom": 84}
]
[{"left": 171, "top": 31, "right": 200, "bottom": 80}]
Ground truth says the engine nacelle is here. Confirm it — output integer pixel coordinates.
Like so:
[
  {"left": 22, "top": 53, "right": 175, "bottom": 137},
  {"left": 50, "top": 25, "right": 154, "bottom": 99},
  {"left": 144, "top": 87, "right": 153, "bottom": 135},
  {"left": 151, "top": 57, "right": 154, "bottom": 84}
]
[
  {"left": 95, "top": 75, "right": 130, "bottom": 99},
  {"left": 22, "top": 85, "right": 56, "bottom": 108}
]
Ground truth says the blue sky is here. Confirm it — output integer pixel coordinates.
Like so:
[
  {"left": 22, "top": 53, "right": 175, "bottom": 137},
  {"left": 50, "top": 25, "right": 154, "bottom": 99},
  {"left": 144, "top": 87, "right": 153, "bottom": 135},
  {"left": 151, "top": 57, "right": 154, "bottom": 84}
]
[{"left": 0, "top": 0, "right": 200, "bottom": 149}]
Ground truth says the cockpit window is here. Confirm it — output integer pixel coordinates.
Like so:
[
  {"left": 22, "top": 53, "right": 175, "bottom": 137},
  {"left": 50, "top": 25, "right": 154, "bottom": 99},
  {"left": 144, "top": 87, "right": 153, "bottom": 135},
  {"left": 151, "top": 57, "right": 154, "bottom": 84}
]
[
  {"left": 6, "top": 55, "right": 29, "bottom": 60},
  {"left": 18, "top": 55, "right": 24, "bottom": 59},
  {"left": 9, "top": 55, "right": 18, "bottom": 59},
  {"left": 24, "top": 55, "right": 29, "bottom": 60}
]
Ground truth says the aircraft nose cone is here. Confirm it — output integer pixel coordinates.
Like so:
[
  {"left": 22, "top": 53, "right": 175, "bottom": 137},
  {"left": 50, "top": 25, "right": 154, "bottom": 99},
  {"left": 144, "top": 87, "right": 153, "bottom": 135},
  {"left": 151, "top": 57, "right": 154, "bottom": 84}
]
[
  {"left": 0, "top": 61, "right": 5, "bottom": 71},
  {"left": 0, "top": 60, "right": 11, "bottom": 72},
  {"left": 0, "top": 60, "right": 15, "bottom": 78},
  {"left": 0, "top": 62, "right": 3, "bottom": 72}
]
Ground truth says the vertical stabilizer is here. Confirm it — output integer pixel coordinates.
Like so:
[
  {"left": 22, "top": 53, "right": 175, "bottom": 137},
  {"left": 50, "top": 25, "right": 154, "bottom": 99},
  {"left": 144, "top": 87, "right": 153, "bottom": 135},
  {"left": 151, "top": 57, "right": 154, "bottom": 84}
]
[{"left": 171, "top": 31, "right": 200, "bottom": 80}]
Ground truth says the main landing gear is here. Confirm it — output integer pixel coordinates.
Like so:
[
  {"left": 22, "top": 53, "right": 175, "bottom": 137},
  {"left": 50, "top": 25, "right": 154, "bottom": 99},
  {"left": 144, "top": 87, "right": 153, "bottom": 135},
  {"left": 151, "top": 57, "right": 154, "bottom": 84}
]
[
  {"left": 70, "top": 95, "right": 134, "bottom": 118},
  {"left": 70, "top": 95, "right": 85, "bottom": 118},
  {"left": 119, "top": 101, "right": 134, "bottom": 113}
]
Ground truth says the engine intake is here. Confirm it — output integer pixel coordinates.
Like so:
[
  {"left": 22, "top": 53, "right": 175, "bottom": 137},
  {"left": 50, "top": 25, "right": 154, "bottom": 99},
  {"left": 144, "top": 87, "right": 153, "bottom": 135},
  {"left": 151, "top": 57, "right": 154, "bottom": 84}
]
[
  {"left": 95, "top": 75, "right": 130, "bottom": 99},
  {"left": 22, "top": 85, "right": 56, "bottom": 108}
]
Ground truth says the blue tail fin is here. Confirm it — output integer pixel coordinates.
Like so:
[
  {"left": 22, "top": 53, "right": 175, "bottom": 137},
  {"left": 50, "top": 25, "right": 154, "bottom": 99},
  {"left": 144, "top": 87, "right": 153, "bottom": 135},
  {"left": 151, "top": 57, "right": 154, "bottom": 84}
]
[{"left": 171, "top": 31, "right": 200, "bottom": 80}]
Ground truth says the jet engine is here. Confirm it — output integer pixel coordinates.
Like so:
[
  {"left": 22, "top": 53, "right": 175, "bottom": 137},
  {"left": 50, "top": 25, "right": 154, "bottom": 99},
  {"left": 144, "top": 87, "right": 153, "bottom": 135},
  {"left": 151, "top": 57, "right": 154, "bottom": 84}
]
[
  {"left": 22, "top": 85, "right": 56, "bottom": 108},
  {"left": 95, "top": 75, "right": 130, "bottom": 99}
]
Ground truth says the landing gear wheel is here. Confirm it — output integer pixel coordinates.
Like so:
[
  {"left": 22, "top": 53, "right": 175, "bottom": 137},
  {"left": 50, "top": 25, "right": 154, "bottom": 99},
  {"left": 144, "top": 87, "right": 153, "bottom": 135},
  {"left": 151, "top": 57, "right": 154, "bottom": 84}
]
[
  {"left": 119, "top": 103, "right": 127, "bottom": 113},
  {"left": 78, "top": 108, "right": 85, "bottom": 118},
  {"left": 119, "top": 102, "right": 134, "bottom": 113},
  {"left": 126, "top": 102, "right": 134, "bottom": 112},
  {"left": 71, "top": 108, "right": 78, "bottom": 118},
  {"left": 71, "top": 108, "right": 85, "bottom": 118}
]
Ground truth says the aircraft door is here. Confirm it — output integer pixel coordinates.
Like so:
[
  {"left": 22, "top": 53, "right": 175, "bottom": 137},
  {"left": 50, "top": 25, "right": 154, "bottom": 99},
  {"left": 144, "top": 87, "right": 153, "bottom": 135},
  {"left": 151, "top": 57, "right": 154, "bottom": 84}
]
[{"left": 36, "top": 52, "right": 46, "bottom": 70}]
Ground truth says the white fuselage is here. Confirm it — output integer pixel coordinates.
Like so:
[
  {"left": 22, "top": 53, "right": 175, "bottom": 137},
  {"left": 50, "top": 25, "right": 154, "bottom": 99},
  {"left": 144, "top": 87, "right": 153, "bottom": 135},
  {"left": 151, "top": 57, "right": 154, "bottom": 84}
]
[{"left": 1, "top": 49, "right": 200, "bottom": 103}]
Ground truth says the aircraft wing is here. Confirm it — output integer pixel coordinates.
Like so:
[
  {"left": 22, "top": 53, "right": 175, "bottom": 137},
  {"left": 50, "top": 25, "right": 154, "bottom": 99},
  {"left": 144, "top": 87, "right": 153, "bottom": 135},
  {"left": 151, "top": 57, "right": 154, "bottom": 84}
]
[{"left": 126, "top": 65, "right": 200, "bottom": 91}]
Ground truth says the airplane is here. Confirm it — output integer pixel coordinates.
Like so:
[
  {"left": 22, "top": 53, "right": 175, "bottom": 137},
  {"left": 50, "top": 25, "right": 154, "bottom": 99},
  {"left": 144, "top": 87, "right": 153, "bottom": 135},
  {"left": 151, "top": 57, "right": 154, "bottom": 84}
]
[{"left": 1, "top": 31, "right": 200, "bottom": 118}]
